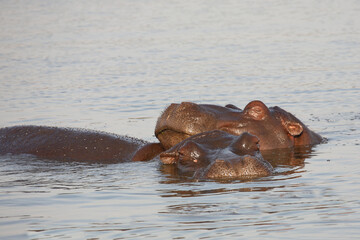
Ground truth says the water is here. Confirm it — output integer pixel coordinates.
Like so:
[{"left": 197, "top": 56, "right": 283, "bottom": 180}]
[{"left": 0, "top": 0, "right": 359, "bottom": 239}]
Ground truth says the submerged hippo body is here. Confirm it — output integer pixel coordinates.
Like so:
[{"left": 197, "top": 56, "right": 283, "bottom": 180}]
[
  {"left": 160, "top": 130, "right": 273, "bottom": 179},
  {"left": 0, "top": 126, "right": 272, "bottom": 179},
  {"left": 0, "top": 125, "right": 164, "bottom": 163},
  {"left": 155, "top": 100, "right": 323, "bottom": 151}
]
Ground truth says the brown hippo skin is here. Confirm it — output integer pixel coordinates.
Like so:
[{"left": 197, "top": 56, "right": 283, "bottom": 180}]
[
  {"left": 155, "top": 100, "right": 323, "bottom": 151},
  {"left": 160, "top": 130, "right": 273, "bottom": 179},
  {"left": 0, "top": 125, "right": 164, "bottom": 163}
]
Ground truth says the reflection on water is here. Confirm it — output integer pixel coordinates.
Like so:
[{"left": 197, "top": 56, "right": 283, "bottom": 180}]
[
  {"left": 1, "top": 0, "right": 360, "bottom": 239},
  {"left": 263, "top": 145, "right": 316, "bottom": 167},
  {"left": 1, "top": 141, "right": 360, "bottom": 239}
]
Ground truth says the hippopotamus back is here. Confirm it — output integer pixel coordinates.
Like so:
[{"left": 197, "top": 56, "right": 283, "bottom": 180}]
[{"left": 0, "top": 125, "right": 146, "bottom": 163}]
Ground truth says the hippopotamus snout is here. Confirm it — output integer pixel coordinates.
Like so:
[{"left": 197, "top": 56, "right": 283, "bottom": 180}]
[
  {"left": 155, "top": 102, "right": 223, "bottom": 149},
  {"left": 160, "top": 130, "right": 273, "bottom": 179},
  {"left": 201, "top": 154, "right": 273, "bottom": 179}
]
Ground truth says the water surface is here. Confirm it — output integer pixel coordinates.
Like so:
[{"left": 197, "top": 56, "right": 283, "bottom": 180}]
[{"left": 1, "top": 0, "right": 360, "bottom": 239}]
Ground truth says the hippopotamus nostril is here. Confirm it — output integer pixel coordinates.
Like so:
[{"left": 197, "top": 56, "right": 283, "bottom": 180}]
[{"left": 180, "top": 102, "right": 197, "bottom": 106}]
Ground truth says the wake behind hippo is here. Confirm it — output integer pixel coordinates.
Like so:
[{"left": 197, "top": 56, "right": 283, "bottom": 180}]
[
  {"left": 160, "top": 130, "right": 273, "bottom": 179},
  {"left": 155, "top": 100, "right": 323, "bottom": 150}
]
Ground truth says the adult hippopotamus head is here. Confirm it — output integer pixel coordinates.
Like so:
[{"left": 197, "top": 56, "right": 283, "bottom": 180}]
[
  {"left": 155, "top": 100, "right": 323, "bottom": 151},
  {"left": 160, "top": 130, "right": 273, "bottom": 179}
]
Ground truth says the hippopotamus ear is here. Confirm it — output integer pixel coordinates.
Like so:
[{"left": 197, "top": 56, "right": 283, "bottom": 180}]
[
  {"left": 231, "top": 132, "right": 259, "bottom": 155},
  {"left": 284, "top": 122, "right": 303, "bottom": 136},
  {"left": 132, "top": 143, "right": 165, "bottom": 162},
  {"left": 243, "top": 100, "right": 270, "bottom": 120},
  {"left": 276, "top": 110, "right": 304, "bottom": 136},
  {"left": 225, "top": 104, "right": 241, "bottom": 110}
]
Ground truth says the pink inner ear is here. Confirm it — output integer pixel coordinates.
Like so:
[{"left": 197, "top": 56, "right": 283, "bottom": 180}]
[{"left": 285, "top": 122, "right": 303, "bottom": 136}]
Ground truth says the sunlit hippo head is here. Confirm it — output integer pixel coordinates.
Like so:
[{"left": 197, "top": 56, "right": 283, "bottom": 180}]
[
  {"left": 159, "top": 130, "right": 273, "bottom": 179},
  {"left": 155, "top": 100, "right": 323, "bottom": 151}
]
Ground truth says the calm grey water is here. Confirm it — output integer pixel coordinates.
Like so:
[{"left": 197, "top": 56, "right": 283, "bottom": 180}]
[{"left": 1, "top": 0, "right": 360, "bottom": 239}]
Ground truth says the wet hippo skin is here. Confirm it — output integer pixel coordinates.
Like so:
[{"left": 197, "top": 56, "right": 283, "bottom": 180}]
[
  {"left": 0, "top": 125, "right": 164, "bottom": 163},
  {"left": 160, "top": 130, "right": 273, "bottom": 179},
  {"left": 0, "top": 126, "right": 273, "bottom": 179},
  {"left": 155, "top": 100, "right": 323, "bottom": 150}
]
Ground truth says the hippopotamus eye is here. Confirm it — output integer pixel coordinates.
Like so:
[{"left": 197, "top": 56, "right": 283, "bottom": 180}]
[
  {"left": 243, "top": 100, "right": 270, "bottom": 120},
  {"left": 178, "top": 141, "right": 204, "bottom": 158}
]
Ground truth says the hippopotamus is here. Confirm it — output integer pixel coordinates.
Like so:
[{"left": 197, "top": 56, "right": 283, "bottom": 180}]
[
  {"left": 0, "top": 125, "right": 164, "bottom": 163},
  {"left": 155, "top": 100, "right": 323, "bottom": 151},
  {"left": 0, "top": 126, "right": 273, "bottom": 179},
  {"left": 160, "top": 130, "right": 273, "bottom": 179}
]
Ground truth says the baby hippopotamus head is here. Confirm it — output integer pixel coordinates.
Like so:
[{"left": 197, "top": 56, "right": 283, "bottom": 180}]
[{"left": 159, "top": 130, "right": 273, "bottom": 179}]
